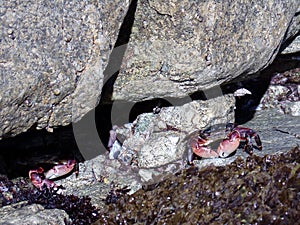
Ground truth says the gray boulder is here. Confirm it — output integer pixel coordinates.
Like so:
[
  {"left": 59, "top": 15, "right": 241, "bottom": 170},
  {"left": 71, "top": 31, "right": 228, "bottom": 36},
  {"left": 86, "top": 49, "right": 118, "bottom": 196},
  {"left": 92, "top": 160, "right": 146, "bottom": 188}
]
[
  {"left": 0, "top": 0, "right": 129, "bottom": 138},
  {"left": 1, "top": 0, "right": 299, "bottom": 140},
  {"left": 112, "top": 0, "right": 300, "bottom": 101},
  {"left": 0, "top": 203, "right": 68, "bottom": 225}
]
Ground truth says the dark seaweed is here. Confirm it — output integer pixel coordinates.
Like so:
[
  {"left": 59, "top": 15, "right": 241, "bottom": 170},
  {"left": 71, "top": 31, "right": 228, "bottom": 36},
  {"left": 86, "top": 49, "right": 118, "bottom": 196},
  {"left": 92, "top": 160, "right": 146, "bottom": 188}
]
[
  {"left": 0, "top": 176, "right": 32, "bottom": 206},
  {"left": 0, "top": 177, "right": 99, "bottom": 225},
  {"left": 29, "top": 188, "right": 99, "bottom": 225},
  {"left": 105, "top": 185, "right": 131, "bottom": 205},
  {"left": 97, "top": 146, "right": 300, "bottom": 225},
  {"left": 1, "top": 147, "right": 299, "bottom": 224}
]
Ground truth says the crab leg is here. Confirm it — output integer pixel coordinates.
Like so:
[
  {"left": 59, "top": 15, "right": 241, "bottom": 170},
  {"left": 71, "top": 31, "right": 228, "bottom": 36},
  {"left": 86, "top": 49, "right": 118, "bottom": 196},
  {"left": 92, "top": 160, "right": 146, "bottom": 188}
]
[
  {"left": 243, "top": 136, "right": 254, "bottom": 154},
  {"left": 254, "top": 133, "right": 262, "bottom": 150}
]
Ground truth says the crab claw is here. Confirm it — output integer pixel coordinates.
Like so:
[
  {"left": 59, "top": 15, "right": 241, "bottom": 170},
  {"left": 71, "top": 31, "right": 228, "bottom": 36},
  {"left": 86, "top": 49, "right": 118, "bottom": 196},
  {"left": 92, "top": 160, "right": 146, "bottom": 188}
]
[
  {"left": 29, "top": 168, "right": 57, "bottom": 190},
  {"left": 29, "top": 168, "right": 44, "bottom": 188},
  {"left": 217, "top": 131, "right": 240, "bottom": 158},
  {"left": 188, "top": 132, "right": 220, "bottom": 160},
  {"left": 191, "top": 145, "right": 219, "bottom": 158},
  {"left": 45, "top": 159, "right": 76, "bottom": 179}
]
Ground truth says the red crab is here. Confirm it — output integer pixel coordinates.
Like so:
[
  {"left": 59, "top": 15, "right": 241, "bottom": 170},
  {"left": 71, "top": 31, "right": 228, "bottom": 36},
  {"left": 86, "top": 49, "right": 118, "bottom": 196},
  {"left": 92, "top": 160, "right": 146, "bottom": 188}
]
[
  {"left": 186, "top": 123, "right": 262, "bottom": 164},
  {"left": 29, "top": 159, "right": 76, "bottom": 190}
]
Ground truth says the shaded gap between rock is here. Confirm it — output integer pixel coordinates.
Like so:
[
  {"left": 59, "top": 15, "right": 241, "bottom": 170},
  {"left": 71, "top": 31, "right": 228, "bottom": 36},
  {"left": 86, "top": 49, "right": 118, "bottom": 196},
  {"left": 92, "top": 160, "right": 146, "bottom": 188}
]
[
  {"left": 95, "top": 0, "right": 138, "bottom": 150},
  {"left": 224, "top": 52, "right": 300, "bottom": 124}
]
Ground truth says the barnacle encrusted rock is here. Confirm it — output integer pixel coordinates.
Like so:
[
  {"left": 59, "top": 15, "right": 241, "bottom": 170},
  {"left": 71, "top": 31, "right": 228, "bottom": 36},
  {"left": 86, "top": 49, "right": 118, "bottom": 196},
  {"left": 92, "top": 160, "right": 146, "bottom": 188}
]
[
  {"left": 115, "top": 95, "right": 235, "bottom": 168},
  {"left": 113, "top": 0, "right": 300, "bottom": 101},
  {"left": 0, "top": 0, "right": 129, "bottom": 139}
]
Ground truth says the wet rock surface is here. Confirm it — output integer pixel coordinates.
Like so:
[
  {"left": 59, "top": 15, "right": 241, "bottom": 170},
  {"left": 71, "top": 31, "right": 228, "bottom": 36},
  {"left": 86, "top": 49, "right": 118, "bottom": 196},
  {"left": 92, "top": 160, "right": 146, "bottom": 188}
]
[
  {"left": 0, "top": 0, "right": 129, "bottom": 138},
  {"left": 113, "top": 0, "right": 300, "bottom": 101}
]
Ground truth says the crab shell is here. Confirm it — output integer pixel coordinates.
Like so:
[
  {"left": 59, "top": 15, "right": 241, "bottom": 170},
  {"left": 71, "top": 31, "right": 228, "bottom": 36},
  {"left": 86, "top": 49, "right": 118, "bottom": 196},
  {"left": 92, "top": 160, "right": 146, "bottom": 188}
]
[{"left": 45, "top": 159, "right": 76, "bottom": 179}]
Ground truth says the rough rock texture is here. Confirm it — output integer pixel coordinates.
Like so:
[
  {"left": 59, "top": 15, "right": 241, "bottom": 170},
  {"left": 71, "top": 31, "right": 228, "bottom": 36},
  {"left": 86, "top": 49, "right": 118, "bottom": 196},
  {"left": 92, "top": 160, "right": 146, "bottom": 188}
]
[
  {"left": 0, "top": 203, "right": 69, "bottom": 225},
  {"left": 0, "top": 0, "right": 129, "bottom": 138},
  {"left": 113, "top": 0, "right": 300, "bottom": 101},
  {"left": 115, "top": 95, "right": 235, "bottom": 168}
]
